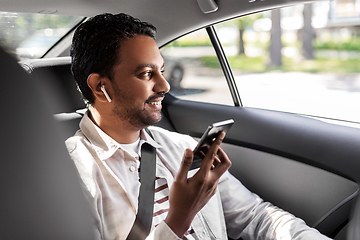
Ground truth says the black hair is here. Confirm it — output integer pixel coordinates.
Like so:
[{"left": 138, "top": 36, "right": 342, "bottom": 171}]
[{"left": 70, "top": 13, "right": 156, "bottom": 104}]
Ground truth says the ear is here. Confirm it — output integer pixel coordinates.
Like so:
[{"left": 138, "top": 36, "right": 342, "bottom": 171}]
[{"left": 87, "top": 73, "right": 111, "bottom": 103}]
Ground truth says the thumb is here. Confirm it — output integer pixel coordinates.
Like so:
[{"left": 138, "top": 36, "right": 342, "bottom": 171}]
[{"left": 175, "top": 149, "right": 194, "bottom": 182}]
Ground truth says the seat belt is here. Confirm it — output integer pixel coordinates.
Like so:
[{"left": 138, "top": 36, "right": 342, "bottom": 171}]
[{"left": 127, "top": 129, "right": 156, "bottom": 240}]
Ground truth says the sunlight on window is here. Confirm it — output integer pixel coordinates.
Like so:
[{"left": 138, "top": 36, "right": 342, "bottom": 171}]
[{"left": 0, "top": 12, "right": 82, "bottom": 60}]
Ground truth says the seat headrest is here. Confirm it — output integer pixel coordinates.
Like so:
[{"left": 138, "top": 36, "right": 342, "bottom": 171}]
[{"left": 20, "top": 57, "right": 86, "bottom": 113}]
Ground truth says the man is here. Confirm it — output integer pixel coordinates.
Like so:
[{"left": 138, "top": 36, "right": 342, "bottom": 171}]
[{"left": 67, "top": 13, "right": 331, "bottom": 240}]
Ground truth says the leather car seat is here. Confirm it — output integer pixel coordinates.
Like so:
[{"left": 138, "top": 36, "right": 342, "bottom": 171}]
[{"left": 0, "top": 47, "right": 95, "bottom": 239}]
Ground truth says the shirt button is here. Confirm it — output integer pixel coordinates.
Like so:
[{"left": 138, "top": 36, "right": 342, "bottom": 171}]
[{"left": 129, "top": 166, "right": 136, "bottom": 172}]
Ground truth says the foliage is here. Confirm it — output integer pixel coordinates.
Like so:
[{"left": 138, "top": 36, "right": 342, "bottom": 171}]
[
  {"left": 314, "top": 39, "right": 360, "bottom": 51},
  {"left": 222, "top": 13, "right": 263, "bottom": 31},
  {"left": 200, "top": 54, "right": 360, "bottom": 74},
  {"left": 283, "top": 57, "right": 360, "bottom": 74},
  {"left": 167, "top": 39, "right": 212, "bottom": 47},
  {"left": 201, "top": 55, "right": 266, "bottom": 72}
]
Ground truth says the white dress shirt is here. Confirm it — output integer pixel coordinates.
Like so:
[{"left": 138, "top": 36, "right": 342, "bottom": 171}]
[{"left": 65, "top": 112, "right": 332, "bottom": 240}]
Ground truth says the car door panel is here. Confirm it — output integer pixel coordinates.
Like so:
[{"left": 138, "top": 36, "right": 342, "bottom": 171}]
[
  {"left": 222, "top": 143, "right": 358, "bottom": 236},
  {"left": 162, "top": 93, "right": 360, "bottom": 238}
]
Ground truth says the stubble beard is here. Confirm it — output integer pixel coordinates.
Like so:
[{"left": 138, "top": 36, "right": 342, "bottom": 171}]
[{"left": 111, "top": 85, "right": 162, "bottom": 129}]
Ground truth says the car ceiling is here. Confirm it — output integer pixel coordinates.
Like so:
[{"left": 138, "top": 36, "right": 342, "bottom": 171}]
[{"left": 1, "top": 0, "right": 325, "bottom": 46}]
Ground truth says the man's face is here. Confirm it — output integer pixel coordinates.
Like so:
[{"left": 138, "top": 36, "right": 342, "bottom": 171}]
[{"left": 110, "top": 35, "right": 170, "bottom": 129}]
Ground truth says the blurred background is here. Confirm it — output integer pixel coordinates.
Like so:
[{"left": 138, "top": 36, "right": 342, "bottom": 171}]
[{"left": 160, "top": 1, "right": 360, "bottom": 126}]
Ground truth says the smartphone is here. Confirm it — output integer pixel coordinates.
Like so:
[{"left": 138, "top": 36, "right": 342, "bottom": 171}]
[{"left": 190, "top": 119, "right": 234, "bottom": 170}]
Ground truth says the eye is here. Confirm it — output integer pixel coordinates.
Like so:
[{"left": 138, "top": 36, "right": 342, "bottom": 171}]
[{"left": 139, "top": 71, "right": 152, "bottom": 79}]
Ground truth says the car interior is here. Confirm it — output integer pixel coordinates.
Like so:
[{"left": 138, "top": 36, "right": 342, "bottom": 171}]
[{"left": 1, "top": 0, "right": 360, "bottom": 239}]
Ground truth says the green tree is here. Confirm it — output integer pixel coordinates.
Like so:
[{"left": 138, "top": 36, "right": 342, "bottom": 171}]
[{"left": 234, "top": 13, "right": 263, "bottom": 55}]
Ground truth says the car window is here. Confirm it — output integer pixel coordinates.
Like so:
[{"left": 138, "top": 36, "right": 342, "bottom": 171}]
[
  {"left": 160, "top": 29, "right": 234, "bottom": 106},
  {"left": 220, "top": 2, "right": 360, "bottom": 124},
  {"left": 0, "top": 12, "right": 83, "bottom": 60},
  {"left": 165, "top": 1, "right": 360, "bottom": 125}
]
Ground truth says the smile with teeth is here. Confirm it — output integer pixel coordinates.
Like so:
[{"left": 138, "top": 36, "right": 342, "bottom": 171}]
[{"left": 148, "top": 101, "right": 161, "bottom": 105}]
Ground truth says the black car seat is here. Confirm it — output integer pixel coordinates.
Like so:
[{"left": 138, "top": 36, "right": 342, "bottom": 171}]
[
  {"left": 0, "top": 47, "right": 95, "bottom": 239},
  {"left": 347, "top": 191, "right": 360, "bottom": 240},
  {"left": 20, "top": 56, "right": 86, "bottom": 114},
  {"left": 20, "top": 57, "right": 86, "bottom": 141}
]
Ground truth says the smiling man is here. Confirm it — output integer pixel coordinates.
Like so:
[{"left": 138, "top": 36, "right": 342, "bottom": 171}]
[
  {"left": 85, "top": 35, "right": 168, "bottom": 144},
  {"left": 67, "top": 13, "right": 332, "bottom": 240}
]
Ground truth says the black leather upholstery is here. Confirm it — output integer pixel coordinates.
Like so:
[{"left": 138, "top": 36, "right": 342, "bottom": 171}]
[{"left": 0, "top": 49, "right": 95, "bottom": 239}]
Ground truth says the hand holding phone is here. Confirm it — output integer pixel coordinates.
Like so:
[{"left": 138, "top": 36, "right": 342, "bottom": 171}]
[
  {"left": 190, "top": 119, "right": 234, "bottom": 169},
  {"left": 167, "top": 122, "right": 233, "bottom": 237}
]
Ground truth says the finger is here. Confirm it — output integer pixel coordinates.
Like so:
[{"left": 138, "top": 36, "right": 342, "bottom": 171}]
[
  {"left": 211, "top": 147, "right": 232, "bottom": 177},
  {"left": 212, "top": 155, "right": 221, "bottom": 169},
  {"left": 199, "top": 131, "right": 226, "bottom": 173},
  {"left": 175, "top": 148, "right": 194, "bottom": 182}
]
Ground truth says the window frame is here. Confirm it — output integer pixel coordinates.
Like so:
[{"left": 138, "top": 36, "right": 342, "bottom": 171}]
[{"left": 206, "top": 25, "right": 243, "bottom": 107}]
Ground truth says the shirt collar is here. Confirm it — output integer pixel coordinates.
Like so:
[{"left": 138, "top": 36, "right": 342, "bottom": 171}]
[{"left": 79, "top": 111, "right": 161, "bottom": 161}]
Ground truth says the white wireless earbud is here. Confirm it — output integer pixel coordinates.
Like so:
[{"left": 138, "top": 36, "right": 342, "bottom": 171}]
[{"left": 101, "top": 85, "right": 112, "bottom": 102}]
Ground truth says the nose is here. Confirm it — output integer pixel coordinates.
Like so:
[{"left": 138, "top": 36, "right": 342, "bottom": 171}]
[{"left": 154, "top": 73, "right": 170, "bottom": 94}]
